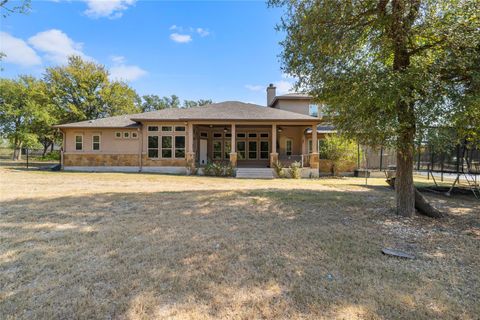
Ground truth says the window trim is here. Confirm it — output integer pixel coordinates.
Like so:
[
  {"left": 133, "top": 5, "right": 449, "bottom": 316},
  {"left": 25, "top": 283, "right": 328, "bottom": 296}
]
[
  {"left": 248, "top": 140, "right": 258, "bottom": 160},
  {"left": 75, "top": 134, "right": 83, "bottom": 151},
  {"left": 200, "top": 131, "right": 208, "bottom": 138},
  {"left": 131, "top": 132, "right": 138, "bottom": 139},
  {"left": 115, "top": 131, "right": 122, "bottom": 139},
  {"left": 212, "top": 140, "right": 223, "bottom": 160},
  {"left": 174, "top": 135, "right": 186, "bottom": 159},
  {"left": 161, "top": 135, "right": 173, "bottom": 159},
  {"left": 148, "top": 136, "right": 159, "bottom": 159},
  {"left": 92, "top": 134, "right": 101, "bottom": 151},
  {"left": 123, "top": 131, "right": 130, "bottom": 139},
  {"left": 148, "top": 126, "right": 159, "bottom": 132},
  {"left": 161, "top": 126, "right": 173, "bottom": 132},
  {"left": 174, "top": 126, "right": 185, "bottom": 132},
  {"left": 309, "top": 104, "right": 319, "bottom": 117}
]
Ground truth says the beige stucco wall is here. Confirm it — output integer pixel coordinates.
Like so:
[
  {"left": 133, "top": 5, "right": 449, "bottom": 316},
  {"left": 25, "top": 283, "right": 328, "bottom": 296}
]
[
  {"left": 63, "top": 128, "right": 141, "bottom": 154},
  {"left": 277, "top": 126, "right": 307, "bottom": 156},
  {"left": 274, "top": 100, "right": 311, "bottom": 116}
]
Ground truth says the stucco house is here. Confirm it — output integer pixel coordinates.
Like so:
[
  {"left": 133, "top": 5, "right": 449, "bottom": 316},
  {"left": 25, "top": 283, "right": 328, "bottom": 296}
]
[{"left": 55, "top": 84, "right": 335, "bottom": 177}]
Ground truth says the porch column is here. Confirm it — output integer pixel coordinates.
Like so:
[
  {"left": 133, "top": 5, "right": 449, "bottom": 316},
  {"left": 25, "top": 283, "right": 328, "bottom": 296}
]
[
  {"left": 270, "top": 123, "right": 278, "bottom": 168},
  {"left": 310, "top": 123, "right": 319, "bottom": 170},
  {"left": 186, "top": 122, "right": 196, "bottom": 173},
  {"left": 229, "top": 123, "right": 237, "bottom": 167}
]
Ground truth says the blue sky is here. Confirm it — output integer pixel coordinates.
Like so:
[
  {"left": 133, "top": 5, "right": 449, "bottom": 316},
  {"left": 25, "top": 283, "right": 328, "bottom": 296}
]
[{"left": 0, "top": 0, "right": 294, "bottom": 105}]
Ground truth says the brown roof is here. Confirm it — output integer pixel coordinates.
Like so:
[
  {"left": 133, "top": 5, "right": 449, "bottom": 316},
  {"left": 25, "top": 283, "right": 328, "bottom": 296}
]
[
  {"left": 54, "top": 114, "right": 140, "bottom": 129},
  {"left": 55, "top": 101, "right": 318, "bottom": 128},
  {"left": 131, "top": 101, "right": 317, "bottom": 121}
]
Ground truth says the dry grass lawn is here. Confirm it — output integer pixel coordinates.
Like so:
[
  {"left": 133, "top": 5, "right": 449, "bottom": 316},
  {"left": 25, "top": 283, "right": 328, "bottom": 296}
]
[{"left": 0, "top": 168, "right": 479, "bottom": 319}]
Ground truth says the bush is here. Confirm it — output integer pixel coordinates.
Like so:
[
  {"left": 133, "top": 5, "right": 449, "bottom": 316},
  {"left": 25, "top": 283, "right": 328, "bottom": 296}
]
[
  {"left": 319, "top": 135, "right": 357, "bottom": 176},
  {"left": 36, "top": 151, "right": 60, "bottom": 161},
  {"left": 272, "top": 161, "right": 285, "bottom": 178},
  {"left": 203, "top": 161, "right": 234, "bottom": 177},
  {"left": 289, "top": 161, "right": 302, "bottom": 179}
]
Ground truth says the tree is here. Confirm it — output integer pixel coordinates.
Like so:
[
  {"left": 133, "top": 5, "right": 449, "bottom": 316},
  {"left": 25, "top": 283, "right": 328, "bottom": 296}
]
[
  {"left": 0, "top": 0, "right": 30, "bottom": 18},
  {"left": 183, "top": 99, "right": 213, "bottom": 108},
  {"left": 319, "top": 135, "right": 357, "bottom": 176},
  {"left": 45, "top": 56, "right": 141, "bottom": 123},
  {"left": 141, "top": 95, "right": 164, "bottom": 112},
  {"left": 142, "top": 96, "right": 212, "bottom": 111},
  {"left": 270, "top": 0, "right": 480, "bottom": 217},
  {"left": 0, "top": 76, "right": 54, "bottom": 160}
]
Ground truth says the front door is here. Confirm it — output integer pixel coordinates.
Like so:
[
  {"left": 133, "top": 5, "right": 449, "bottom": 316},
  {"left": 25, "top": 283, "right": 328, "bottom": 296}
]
[{"left": 199, "top": 139, "right": 208, "bottom": 165}]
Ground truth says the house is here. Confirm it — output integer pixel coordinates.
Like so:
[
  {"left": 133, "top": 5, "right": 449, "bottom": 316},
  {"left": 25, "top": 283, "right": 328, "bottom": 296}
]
[{"left": 55, "top": 84, "right": 336, "bottom": 176}]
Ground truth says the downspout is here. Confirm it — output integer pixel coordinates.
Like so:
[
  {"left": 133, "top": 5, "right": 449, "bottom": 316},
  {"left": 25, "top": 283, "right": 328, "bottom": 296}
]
[
  {"left": 138, "top": 125, "right": 143, "bottom": 172},
  {"left": 59, "top": 129, "right": 65, "bottom": 170}
]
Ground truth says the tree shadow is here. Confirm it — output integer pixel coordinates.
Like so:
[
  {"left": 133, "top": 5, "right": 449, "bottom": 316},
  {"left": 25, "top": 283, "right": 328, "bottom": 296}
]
[{"left": 1, "top": 187, "right": 478, "bottom": 319}]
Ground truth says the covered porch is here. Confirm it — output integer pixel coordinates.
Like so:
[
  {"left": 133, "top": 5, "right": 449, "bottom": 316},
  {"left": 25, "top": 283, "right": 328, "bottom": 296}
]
[{"left": 185, "top": 121, "right": 321, "bottom": 170}]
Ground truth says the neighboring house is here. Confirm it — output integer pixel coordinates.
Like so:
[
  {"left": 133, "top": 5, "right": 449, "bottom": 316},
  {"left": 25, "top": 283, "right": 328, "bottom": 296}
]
[{"left": 54, "top": 84, "right": 336, "bottom": 176}]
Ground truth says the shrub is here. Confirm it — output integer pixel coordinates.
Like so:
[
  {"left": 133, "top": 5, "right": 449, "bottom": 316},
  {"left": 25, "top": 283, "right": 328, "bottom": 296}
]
[
  {"left": 289, "top": 161, "right": 302, "bottom": 179},
  {"left": 203, "top": 161, "right": 234, "bottom": 177},
  {"left": 272, "top": 161, "right": 285, "bottom": 178},
  {"left": 319, "top": 135, "right": 357, "bottom": 176}
]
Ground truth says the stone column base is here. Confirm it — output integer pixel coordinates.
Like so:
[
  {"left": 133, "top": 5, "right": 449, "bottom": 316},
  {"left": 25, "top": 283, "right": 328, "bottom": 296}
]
[
  {"left": 309, "top": 152, "right": 319, "bottom": 169},
  {"left": 270, "top": 153, "right": 279, "bottom": 168},
  {"left": 229, "top": 152, "right": 238, "bottom": 168},
  {"left": 186, "top": 152, "right": 196, "bottom": 174}
]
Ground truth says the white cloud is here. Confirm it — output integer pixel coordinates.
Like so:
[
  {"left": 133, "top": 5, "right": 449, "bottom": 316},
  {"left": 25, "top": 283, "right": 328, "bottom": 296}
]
[
  {"left": 245, "top": 84, "right": 263, "bottom": 91},
  {"left": 169, "top": 25, "right": 179, "bottom": 30},
  {"left": 170, "top": 33, "right": 192, "bottom": 44},
  {"left": 109, "top": 56, "right": 147, "bottom": 82},
  {"left": 83, "top": 0, "right": 136, "bottom": 19},
  {"left": 196, "top": 28, "right": 210, "bottom": 37},
  {"left": 275, "top": 80, "right": 294, "bottom": 94},
  {"left": 0, "top": 32, "right": 42, "bottom": 67},
  {"left": 28, "top": 29, "right": 90, "bottom": 64}
]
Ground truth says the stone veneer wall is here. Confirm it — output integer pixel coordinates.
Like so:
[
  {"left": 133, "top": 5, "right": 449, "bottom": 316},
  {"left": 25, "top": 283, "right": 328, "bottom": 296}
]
[
  {"left": 318, "top": 159, "right": 356, "bottom": 173},
  {"left": 141, "top": 155, "right": 187, "bottom": 167},
  {"left": 64, "top": 154, "right": 139, "bottom": 167}
]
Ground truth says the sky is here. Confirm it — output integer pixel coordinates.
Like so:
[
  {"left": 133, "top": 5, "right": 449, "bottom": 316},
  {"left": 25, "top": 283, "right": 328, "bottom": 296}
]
[{"left": 0, "top": 0, "right": 294, "bottom": 105}]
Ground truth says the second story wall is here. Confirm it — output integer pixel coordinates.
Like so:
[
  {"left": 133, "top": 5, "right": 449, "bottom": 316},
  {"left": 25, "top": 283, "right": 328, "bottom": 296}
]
[{"left": 273, "top": 99, "right": 311, "bottom": 116}]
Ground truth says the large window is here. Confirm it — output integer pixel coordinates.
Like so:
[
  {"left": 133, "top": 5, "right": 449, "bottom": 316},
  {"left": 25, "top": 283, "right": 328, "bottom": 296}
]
[
  {"left": 309, "top": 104, "right": 319, "bottom": 117},
  {"left": 148, "top": 136, "right": 158, "bottom": 158},
  {"left": 92, "top": 135, "right": 100, "bottom": 151},
  {"left": 75, "top": 135, "right": 83, "bottom": 151},
  {"left": 224, "top": 141, "right": 231, "bottom": 159},
  {"left": 308, "top": 139, "right": 322, "bottom": 154},
  {"left": 286, "top": 139, "right": 292, "bottom": 156},
  {"left": 248, "top": 141, "right": 257, "bottom": 159},
  {"left": 175, "top": 136, "right": 185, "bottom": 158},
  {"left": 213, "top": 141, "right": 222, "bottom": 160},
  {"left": 237, "top": 141, "right": 246, "bottom": 160},
  {"left": 260, "top": 141, "right": 269, "bottom": 159},
  {"left": 161, "top": 136, "right": 172, "bottom": 158}
]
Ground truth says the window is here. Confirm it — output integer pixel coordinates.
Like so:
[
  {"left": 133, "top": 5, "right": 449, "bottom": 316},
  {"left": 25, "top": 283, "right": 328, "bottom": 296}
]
[
  {"left": 175, "top": 136, "right": 185, "bottom": 158},
  {"left": 237, "top": 141, "right": 246, "bottom": 160},
  {"left": 161, "top": 136, "right": 172, "bottom": 158},
  {"left": 260, "top": 141, "right": 269, "bottom": 159},
  {"left": 131, "top": 132, "right": 138, "bottom": 139},
  {"left": 148, "top": 136, "right": 158, "bottom": 158},
  {"left": 115, "top": 132, "right": 122, "bottom": 138},
  {"left": 224, "top": 141, "right": 231, "bottom": 159},
  {"left": 237, "top": 133, "right": 246, "bottom": 138},
  {"left": 123, "top": 132, "right": 130, "bottom": 139},
  {"left": 148, "top": 126, "right": 159, "bottom": 132},
  {"left": 309, "top": 104, "right": 319, "bottom": 117},
  {"left": 213, "top": 132, "right": 223, "bottom": 139},
  {"left": 200, "top": 132, "right": 208, "bottom": 138},
  {"left": 213, "top": 141, "right": 222, "bottom": 160},
  {"left": 248, "top": 133, "right": 257, "bottom": 138},
  {"left": 92, "top": 135, "right": 100, "bottom": 151},
  {"left": 260, "top": 133, "right": 269, "bottom": 138},
  {"left": 161, "top": 126, "right": 173, "bottom": 132},
  {"left": 175, "top": 126, "right": 185, "bottom": 132},
  {"left": 308, "top": 139, "right": 313, "bottom": 153},
  {"left": 248, "top": 141, "right": 257, "bottom": 159},
  {"left": 75, "top": 135, "right": 83, "bottom": 151},
  {"left": 286, "top": 139, "right": 292, "bottom": 156},
  {"left": 225, "top": 133, "right": 232, "bottom": 138}
]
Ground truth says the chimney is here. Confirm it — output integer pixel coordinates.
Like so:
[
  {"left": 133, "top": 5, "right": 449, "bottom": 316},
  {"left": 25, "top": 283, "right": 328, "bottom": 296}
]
[{"left": 266, "top": 83, "right": 276, "bottom": 107}]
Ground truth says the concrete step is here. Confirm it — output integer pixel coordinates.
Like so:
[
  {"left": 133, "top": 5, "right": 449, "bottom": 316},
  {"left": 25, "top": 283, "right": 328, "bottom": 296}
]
[{"left": 236, "top": 168, "right": 275, "bottom": 179}]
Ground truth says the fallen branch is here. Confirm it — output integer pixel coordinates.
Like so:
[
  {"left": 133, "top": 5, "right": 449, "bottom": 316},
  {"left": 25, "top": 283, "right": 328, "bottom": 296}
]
[{"left": 386, "top": 177, "right": 446, "bottom": 218}]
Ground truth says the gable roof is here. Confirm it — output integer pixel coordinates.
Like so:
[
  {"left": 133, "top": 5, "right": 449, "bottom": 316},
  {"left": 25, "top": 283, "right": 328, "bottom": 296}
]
[{"left": 55, "top": 101, "right": 319, "bottom": 128}]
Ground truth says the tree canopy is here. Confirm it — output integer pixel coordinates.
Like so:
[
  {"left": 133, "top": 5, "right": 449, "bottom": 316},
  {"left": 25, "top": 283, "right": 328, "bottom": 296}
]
[{"left": 270, "top": 0, "right": 480, "bottom": 216}]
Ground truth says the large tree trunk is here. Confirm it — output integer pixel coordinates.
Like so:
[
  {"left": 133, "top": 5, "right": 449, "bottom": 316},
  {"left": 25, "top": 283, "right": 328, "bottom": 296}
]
[
  {"left": 12, "top": 137, "right": 21, "bottom": 161},
  {"left": 395, "top": 116, "right": 416, "bottom": 217}
]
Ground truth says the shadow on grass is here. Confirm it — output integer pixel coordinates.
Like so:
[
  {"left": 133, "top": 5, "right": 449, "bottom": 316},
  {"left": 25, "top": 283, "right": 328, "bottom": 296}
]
[{"left": 1, "top": 188, "right": 479, "bottom": 319}]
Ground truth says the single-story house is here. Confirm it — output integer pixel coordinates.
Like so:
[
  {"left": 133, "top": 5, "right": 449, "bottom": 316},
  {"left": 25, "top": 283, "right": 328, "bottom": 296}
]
[{"left": 55, "top": 84, "right": 338, "bottom": 177}]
